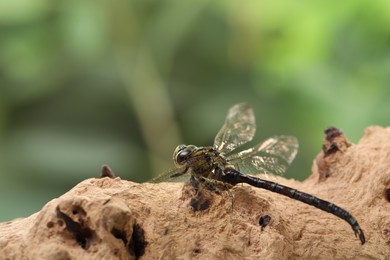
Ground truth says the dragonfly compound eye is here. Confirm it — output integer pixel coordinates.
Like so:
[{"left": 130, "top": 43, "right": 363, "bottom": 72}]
[
  {"left": 176, "top": 149, "right": 191, "bottom": 165},
  {"left": 174, "top": 145, "right": 197, "bottom": 165}
]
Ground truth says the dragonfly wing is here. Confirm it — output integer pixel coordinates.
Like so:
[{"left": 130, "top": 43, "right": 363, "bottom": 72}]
[
  {"left": 214, "top": 103, "right": 256, "bottom": 155},
  {"left": 148, "top": 166, "right": 191, "bottom": 183},
  {"left": 227, "top": 135, "right": 298, "bottom": 176}
]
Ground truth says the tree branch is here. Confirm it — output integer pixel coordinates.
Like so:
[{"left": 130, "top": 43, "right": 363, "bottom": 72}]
[{"left": 1, "top": 126, "right": 389, "bottom": 259}]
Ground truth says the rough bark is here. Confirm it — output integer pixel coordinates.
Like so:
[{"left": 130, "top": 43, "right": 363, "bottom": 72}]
[{"left": 1, "top": 126, "right": 390, "bottom": 259}]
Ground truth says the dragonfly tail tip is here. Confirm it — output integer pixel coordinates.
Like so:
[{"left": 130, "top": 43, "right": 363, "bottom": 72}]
[{"left": 355, "top": 229, "right": 365, "bottom": 245}]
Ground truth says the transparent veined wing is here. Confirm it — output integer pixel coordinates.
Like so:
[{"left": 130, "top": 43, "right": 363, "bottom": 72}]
[
  {"left": 214, "top": 103, "right": 256, "bottom": 155},
  {"left": 148, "top": 166, "right": 191, "bottom": 183},
  {"left": 227, "top": 135, "right": 298, "bottom": 176}
]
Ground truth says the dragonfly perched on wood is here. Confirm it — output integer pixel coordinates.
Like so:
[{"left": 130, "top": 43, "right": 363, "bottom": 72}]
[{"left": 150, "top": 103, "right": 365, "bottom": 245}]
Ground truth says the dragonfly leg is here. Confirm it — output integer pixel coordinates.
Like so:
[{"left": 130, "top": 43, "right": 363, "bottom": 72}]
[
  {"left": 198, "top": 176, "right": 222, "bottom": 195},
  {"left": 202, "top": 175, "right": 236, "bottom": 211},
  {"left": 190, "top": 175, "right": 200, "bottom": 195},
  {"left": 189, "top": 175, "right": 219, "bottom": 211},
  {"left": 211, "top": 167, "right": 235, "bottom": 209}
]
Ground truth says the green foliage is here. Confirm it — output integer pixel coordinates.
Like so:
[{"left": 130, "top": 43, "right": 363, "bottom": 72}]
[{"left": 1, "top": 0, "right": 389, "bottom": 221}]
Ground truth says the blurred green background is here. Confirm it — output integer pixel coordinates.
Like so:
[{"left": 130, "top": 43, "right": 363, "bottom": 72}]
[{"left": 1, "top": 0, "right": 390, "bottom": 221}]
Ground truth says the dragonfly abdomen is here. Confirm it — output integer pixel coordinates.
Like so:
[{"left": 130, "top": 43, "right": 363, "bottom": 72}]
[{"left": 221, "top": 168, "right": 365, "bottom": 245}]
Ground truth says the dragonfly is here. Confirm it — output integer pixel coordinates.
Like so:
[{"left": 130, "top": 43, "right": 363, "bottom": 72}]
[{"left": 150, "top": 103, "right": 365, "bottom": 245}]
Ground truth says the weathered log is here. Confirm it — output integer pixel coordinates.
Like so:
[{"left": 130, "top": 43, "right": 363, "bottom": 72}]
[{"left": 1, "top": 126, "right": 389, "bottom": 259}]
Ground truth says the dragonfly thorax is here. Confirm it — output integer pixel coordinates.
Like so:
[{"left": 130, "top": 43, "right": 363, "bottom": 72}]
[{"left": 173, "top": 144, "right": 224, "bottom": 176}]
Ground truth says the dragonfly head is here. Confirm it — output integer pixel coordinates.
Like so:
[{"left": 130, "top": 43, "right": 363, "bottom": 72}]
[{"left": 173, "top": 144, "right": 197, "bottom": 167}]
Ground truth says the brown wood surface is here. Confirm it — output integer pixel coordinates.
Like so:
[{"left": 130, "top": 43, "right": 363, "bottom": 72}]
[{"left": 1, "top": 126, "right": 389, "bottom": 259}]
